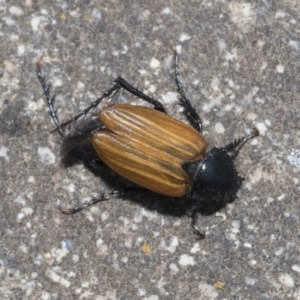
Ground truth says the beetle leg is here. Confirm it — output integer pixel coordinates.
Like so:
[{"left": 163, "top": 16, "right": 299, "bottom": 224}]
[
  {"left": 61, "top": 119, "right": 105, "bottom": 154},
  {"left": 53, "top": 83, "right": 121, "bottom": 132},
  {"left": 222, "top": 127, "right": 259, "bottom": 157},
  {"left": 189, "top": 208, "right": 205, "bottom": 240},
  {"left": 37, "top": 63, "right": 66, "bottom": 139},
  {"left": 114, "top": 77, "right": 167, "bottom": 113},
  {"left": 37, "top": 63, "right": 110, "bottom": 173},
  {"left": 173, "top": 50, "right": 203, "bottom": 133},
  {"left": 37, "top": 63, "right": 121, "bottom": 134},
  {"left": 59, "top": 190, "right": 122, "bottom": 214}
]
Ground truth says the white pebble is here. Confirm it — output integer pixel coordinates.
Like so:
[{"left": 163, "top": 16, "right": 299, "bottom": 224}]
[
  {"left": 3, "top": 17, "right": 16, "bottom": 26},
  {"left": 17, "top": 45, "right": 25, "bottom": 56},
  {"left": 72, "top": 255, "right": 79, "bottom": 263},
  {"left": 38, "top": 147, "right": 56, "bottom": 165},
  {"left": 46, "top": 269, "right": 71, "bottom": 288},
  {"left": 169, "top": 263, "right": 178, "bottom": 273},
  {"left": 255, "top": 122, "right": 267, "bottom": 136},
  {"left": 245, "top": 277, "right": 256, "bottom": 285},
  {"left": 22, "top": 207, "right": 34, "bottom": 216},
  {"left": 31, "top": 16, "right": 44, "bottom": 31},
  {"left": 149, "top": 58, "right": 160, "bottom": 69},
  {"left": 278, "top": 273, "right": 294, "bottom": 287},
  {"left": 190, "top": 243, "right": 200, "bottom": 254},
  {"left": 27, "top": 176, "right": 35, "bottom": 183},
  {"left": 0, "top": 147, "right": 8, "bottom": 157},
  {"left": 9, "top": 6, "right": 24, "bottom": 16},
  {"left": 101, "top": 211, "right": 109, "bottom": 221},
  {"left": 161, "top": 7, "right": 171, "bottom": 14},
  {"left": 144, "top": 296, "right": 158, "bottom": 300},
  {"left": 66, "top": 183, "right": 75, "bottom": 193},
  {"left": 292, "top": 265, "right": 300, "bottom": 274},
  {"left": 215, "top": 122, "right": 225, "bottom": 134},
  {"left": 161, "top": 91, "right": 177, "bottom": 104},
  {"left": 179, "top": 254, "right": 195, "bottom": 266},
  {"left": 276, "top": 64, "right": 285, "bottom": 73},
  {"left": 179, "top": 33, "right": 191, "bottom": 42},
  {"left": 148, "top": 85, "right": 157, "bottom": 93},
  {"left": 166, "top": 237, "right": 179, "bottom": 253}
]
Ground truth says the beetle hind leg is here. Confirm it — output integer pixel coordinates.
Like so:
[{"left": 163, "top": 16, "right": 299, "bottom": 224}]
[
  {"left": 37, "top": 63, "right": 121, "bottom": 137},
  {"left": 59, "top": 190, "right": 122, "bottom": 214},
  {"left": 37, "top": 63, "right": 66, "bottom": 139},
  {"left": 55, "top": 83, "right": 121, "bottom": 133}
]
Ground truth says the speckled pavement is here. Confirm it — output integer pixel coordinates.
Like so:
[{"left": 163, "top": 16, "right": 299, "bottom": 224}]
[{"left": 1, "top": 1, "right": 300, "bottom": 299}]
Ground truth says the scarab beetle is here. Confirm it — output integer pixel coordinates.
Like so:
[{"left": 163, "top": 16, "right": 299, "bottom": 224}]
[{"left": 37, "top": 51, "right": 259, "bottom": 239}]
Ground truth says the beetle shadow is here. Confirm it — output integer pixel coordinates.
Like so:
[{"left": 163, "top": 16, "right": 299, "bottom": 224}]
[
  {"left": 62, "top": 145, "right": 233, "bottom": 219},
  {"left": 121, "top": 191, "right": 231, "bottom": 218}
]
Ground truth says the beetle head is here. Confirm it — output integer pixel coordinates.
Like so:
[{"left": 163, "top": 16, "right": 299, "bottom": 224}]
[{"left": 183, "top": 148, "right": 243, "bottom": 203}]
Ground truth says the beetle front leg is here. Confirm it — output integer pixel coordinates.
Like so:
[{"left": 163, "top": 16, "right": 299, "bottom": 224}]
[{"left": 189, "top": 207, "right": 205, "bottom": 240}]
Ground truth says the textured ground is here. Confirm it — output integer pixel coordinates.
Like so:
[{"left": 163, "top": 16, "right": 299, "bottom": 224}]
[{"left": 1, "top": 1, "right": 300, "bottom": 299}]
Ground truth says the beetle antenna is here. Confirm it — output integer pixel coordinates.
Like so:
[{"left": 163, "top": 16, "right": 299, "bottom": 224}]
[
  {"left": 222, "top": 127, "right": 259, "bottom": 157},
  {"left": 173, "top": 49, "right": 203, "bottom": 133}
]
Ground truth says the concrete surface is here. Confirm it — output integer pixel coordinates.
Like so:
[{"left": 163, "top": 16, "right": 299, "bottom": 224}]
[{"left": 1, "top": 1, "right": 300, "bottom": 299}]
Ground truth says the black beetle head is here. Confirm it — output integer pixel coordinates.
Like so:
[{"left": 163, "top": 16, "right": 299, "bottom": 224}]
[{"left": 183, "top": 147, "right": 244, "bottom": 203}]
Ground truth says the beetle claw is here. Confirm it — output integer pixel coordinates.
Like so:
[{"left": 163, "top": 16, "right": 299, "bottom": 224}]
[{"left": 193, "top": 228, "right": 206, "bottom": 240}]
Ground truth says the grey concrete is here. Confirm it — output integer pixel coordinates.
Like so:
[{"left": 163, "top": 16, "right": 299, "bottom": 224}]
[{"left": 1, "top": 1, "right": 300, "bottom": 299}]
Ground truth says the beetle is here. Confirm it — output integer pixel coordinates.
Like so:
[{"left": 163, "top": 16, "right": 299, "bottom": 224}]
[{"left": 37, "top": 51, "right": 259, "bottom": 239}]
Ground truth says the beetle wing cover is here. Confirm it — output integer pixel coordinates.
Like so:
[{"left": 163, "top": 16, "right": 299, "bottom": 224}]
[
  {"left": 91, "top": 105, "right": 207, "bottom": 197},
  {"left": 99, "top": 105, "right": 207, "bottom": 161}
]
